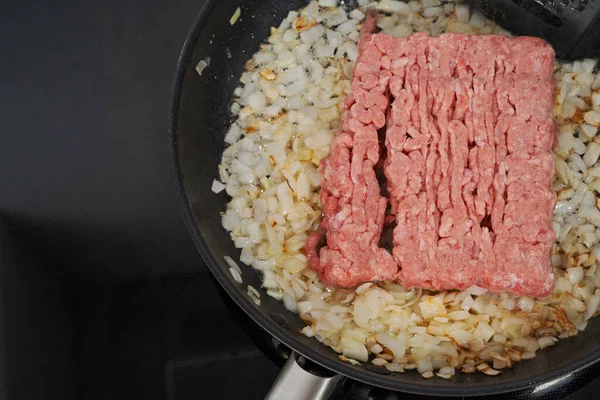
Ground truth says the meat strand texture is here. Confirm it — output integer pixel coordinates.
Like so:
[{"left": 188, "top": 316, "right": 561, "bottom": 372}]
[
  {"left": 306, "top": 15, "right": 397, "bottom": 287},
  {"left": 307, "top": 30, "right": 556, "bottom": 297}
]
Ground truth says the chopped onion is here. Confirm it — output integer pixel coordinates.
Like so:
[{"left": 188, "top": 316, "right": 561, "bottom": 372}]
[
  {"left": 376, "top": 331, "right": 406, "bottom": 360},
  {"left": 466, "top": 285, "right": 488, "bottom": 296},
  {"left": 230, "top": 7, "right": 241, "bottom": 25},
  {"left": 341, "top": 337, "right": 368, "bottom": 362},
  {"left": 376, "top": 0, "right": 412, "bottom": 15},
  {"left": 517, "top": 296, "right": 534, "bottom": 313},
  {"left": 455, "top": 4, "right": 470, "bottom": 22},
  {"left": 319, "top": 0, "right": 338, "bottom": 6},
  {"left": 568, "top": 267, "right": 584, "bottom": 285},
  {"left": 416, "top": 358, "right": 433, "bottom": 373},
  {"left": 585, "top": 111, "right": 600, "bottom": 127},
  {"left": 586, "top": 294, "right": 600, "bottom": 320},
  {"left": 584, "top": 142, "right": 600, "bottom": 166},
  {"left": 195, "top": 57, "right": 210, "bottom": 75},
  {"left": 211, "top": 179, "right": 226, "bottom": 194}
]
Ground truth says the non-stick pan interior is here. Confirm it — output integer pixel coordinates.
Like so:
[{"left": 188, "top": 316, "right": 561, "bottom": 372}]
[{"left": 168, "top": 0, "right": 600, "bottom": 395}]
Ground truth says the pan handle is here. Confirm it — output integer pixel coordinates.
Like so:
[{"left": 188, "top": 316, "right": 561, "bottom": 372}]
[{"left": 265, "top": 352, "right": 346, "bottom": 400}]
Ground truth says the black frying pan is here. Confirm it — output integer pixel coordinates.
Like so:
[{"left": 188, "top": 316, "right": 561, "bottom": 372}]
[{"left": 168, "top": 0, "right": 600, "bottom": 397}]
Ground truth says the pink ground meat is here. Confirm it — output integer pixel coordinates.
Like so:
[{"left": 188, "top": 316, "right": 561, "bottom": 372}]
[{"left": 306, "top": 28, "right": 556, "bottom": 297}]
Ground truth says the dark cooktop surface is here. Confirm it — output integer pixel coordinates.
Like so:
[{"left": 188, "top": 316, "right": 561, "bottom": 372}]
[{"left": 0, "top": 0, "right": 599, "bottom": 398}]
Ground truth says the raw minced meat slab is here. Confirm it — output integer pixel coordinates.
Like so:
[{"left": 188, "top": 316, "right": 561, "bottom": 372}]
[
  {"left": 307, "top": 30, "right": 557, "bottom": 297},
  {"left": 306, "top": 17, "right": 398, "bottom": 287},
  {"left": 384, "top": 33, "right": 556, "bottom": 297}
]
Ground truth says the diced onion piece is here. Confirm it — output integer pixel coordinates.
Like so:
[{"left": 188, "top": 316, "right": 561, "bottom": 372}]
[
  {"left": 376, "top": 0, "right": 412, "bottom": 15},
  {"left": 455, "top": 4, "right": 470, "bottom": 22},
  {"left": 230, "top": 7, "right": 241, "bottom": 25},
  {"left": 581, "top": 124, "right": 598, "bottom": 138},
  {"left": 582, "top": 58, "right": 598, "bottom": 73},
  {"left": 461, "top": 295, "right": 474, "bottom": 311},
  {"left": 318, "top": 0, "right": 337, "bottom": 6},
  {"left": 474, "top": 322, "right": 495, "bottom": 342},
  {"left": 538, "top": 336, "right": 558, "bottom": 349},
  {"left": 355, "top": 282, "right": 373, "bottom": 294},
  {"left": 584, "top": 110, "right": 600, "bottom": 127},
  {"left": 301, "top": 326, "right": 315, "bottom": 337},
  {"left": 579, "top": 206, "right": 600, "bottom": 226},
  {"left": 419, "top": 296, "right": 447, "bottom": 319},
  {"left": 211, "top": 179, "right": 226, "bottom": 193},
  {"left": 276, "top": 182, "right": 295, "bottom": 214},
  {"left": 229, "top": 267, "right": 243, "bottom": 284},
  {"left": 584, "top": 142, "right": 600, "bottom": 166},
  {"left": 341, "top": 337, "right": 368, "bottom": 362},
  {"left": 375, "top": 331, "right": 406, "bottom": 361},
  {"left": 586, "top": 294, "right": 600, "bottom": 320},
  {"left": 195, "top": 57, "right": 210, "bottom": 75},
  {"left": 568, "top": 266, "right": 584, "bottom": 285},
  {"left": 281, "top": 256, "right": 305, "bottom": 274},
  {"left": 477, "top": 363, "right": 501, "bottom": 376},
  {"left": 421, "top": 371, "right": 434, "bottom": 379},
  {"left": 385, "top": 363, "right": 405, "bottom": 373},
  {"left": 423, "top": 7, "right": 443, "bottom": 17},
  {"left": 469, "top": 11, "right": 487, "bottom": 28},
  {"left": 223, "top": 255, "right": 242, "bottom": 274},
  {"left": 466, "top": 285, "right": 487, "bottom": 296},
  {"left": 416, "top": 358, "right": 433, "bottom": 373},
  {"left": 517, "top": 296, "right": 534, "bottom": 313}
]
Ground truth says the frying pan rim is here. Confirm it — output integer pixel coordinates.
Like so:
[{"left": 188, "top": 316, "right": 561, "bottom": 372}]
[{"left": 167, "top": 0, "right": 600, "bottom": 395}]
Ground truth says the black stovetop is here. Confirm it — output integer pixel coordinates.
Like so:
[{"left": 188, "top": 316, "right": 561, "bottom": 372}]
[{"left": 0, "top": 0, "right": 599, "bottom": 398}]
